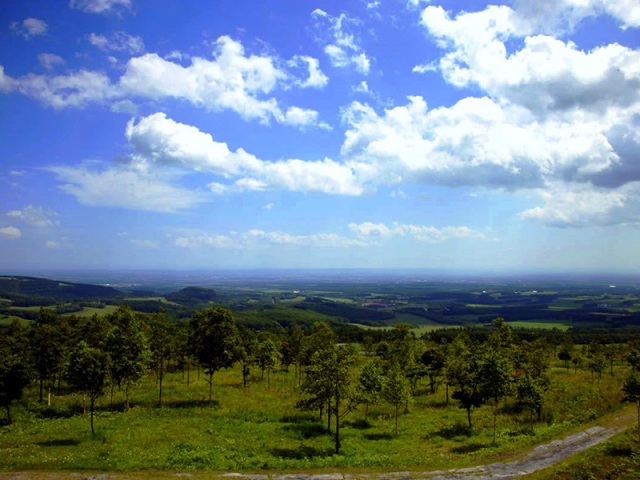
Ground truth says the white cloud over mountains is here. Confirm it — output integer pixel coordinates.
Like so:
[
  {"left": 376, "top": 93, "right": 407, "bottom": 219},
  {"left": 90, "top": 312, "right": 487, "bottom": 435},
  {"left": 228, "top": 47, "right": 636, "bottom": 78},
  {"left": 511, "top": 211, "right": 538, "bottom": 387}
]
[{"left": 0, "top": 36, "right": 327, "bottom": 128}]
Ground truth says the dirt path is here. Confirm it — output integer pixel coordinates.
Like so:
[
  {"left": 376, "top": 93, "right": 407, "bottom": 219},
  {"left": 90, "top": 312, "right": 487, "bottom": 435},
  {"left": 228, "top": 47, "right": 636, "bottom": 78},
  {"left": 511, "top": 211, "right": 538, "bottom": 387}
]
[{"left": 0, "top": 413, "right": 635, "bottom": 480}]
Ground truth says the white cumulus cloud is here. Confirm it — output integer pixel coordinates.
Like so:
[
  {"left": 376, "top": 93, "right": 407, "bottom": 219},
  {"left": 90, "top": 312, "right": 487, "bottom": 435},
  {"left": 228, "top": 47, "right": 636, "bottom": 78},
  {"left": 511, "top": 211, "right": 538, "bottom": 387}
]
[
  {"left": 0, "top": 226, "right": 22, "bottom": 239},
  {"left": 49, "top": 163, "right": 209, "bottom": 213},
  {"left": 312, "top": 9, "right": 372, "bottom": 75},
  {"left": 6, "top": 205, "right": 59, "bottom": 228},
  {"left": 70, "top": 0, "right": 131, "bottom": 14},
  {"left": 0, "top": 36, "right": 326, "bottom": 129},
  {"left": 11, "top": 18, "right": 47, "bottom": 38},
  {"left": 88, "top": 31, "right": 144, "bottom": 54},
  {"left": 38, "top": 53, "right": 65, "bottom": 70}
]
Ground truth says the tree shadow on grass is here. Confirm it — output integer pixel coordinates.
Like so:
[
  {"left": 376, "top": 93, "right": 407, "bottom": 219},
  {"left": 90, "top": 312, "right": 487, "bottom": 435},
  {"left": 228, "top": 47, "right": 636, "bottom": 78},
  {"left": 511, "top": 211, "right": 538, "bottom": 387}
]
[
  {"left": 283, "top": 422, "right": 330, "bottom": 439},
  {"left": 162, "top": 399, "right": 218, "bottom": 409},
  {"left": 280, "top": 412, "right": 316, "bottom": 423},
  {"left": 37, "top": 406, "right": 82, "bottom": 419},
  {"left": 450, "top": 442, "right": 489, "bottom": 454},
  {"left": 344, "top": 418, "right": 372, "bottom": 429},
  {"left": 272, "top": 445, "right": 334, "bottom": 459},
  {"left": 36, "top": 438, "right": 81, "bottom": 447},
  {"left": 364, "top": 432, "right": 393, "bottom": 440},
  {"left": 427, "top": 423, "right": 472, "bottom": 440}
]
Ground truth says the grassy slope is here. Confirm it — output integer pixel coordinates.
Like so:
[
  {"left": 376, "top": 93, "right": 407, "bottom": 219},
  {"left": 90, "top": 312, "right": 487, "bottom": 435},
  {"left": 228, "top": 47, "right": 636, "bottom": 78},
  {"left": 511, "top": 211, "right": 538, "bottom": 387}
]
[{"left": 0, "top": 361, "right": 631, "bottom": 473}]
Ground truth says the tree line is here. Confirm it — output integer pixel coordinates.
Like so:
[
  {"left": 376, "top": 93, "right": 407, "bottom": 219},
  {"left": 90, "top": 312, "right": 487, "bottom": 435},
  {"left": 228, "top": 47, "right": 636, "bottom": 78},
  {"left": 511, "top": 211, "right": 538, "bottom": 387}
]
[{"left": 1, "top": 306, "right": 639, "bottom": 453}]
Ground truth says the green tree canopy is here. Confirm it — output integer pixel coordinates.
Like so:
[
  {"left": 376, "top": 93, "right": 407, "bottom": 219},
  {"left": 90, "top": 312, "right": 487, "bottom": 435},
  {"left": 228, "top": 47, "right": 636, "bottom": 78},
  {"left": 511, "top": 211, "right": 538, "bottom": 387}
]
[
  {"left": 189, "top": 306, "right": 240, "bottom": 404},
  {"left": 67, "top": 341, "right": 108, "bottom": 434}
]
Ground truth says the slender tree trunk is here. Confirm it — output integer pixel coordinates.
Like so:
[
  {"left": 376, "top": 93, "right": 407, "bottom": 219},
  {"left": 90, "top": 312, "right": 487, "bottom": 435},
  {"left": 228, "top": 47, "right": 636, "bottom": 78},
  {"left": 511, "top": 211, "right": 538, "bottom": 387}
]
[
  {"left": 90, "top": 396, "right": 95, "bottom": 435},
  {"left": 467, "top": 407, "right": 472, "bottom": 429},
  {"left": 39, "top": 376, "right": 44, "bottom": 403},
  {"left": 125, "top": 383, "right": 130, "bottom": 411},
  {"left": 47, "top": 385, "right": 51, "bottom": 406},
  {"left": 335, "top": 394, "right": 341, "bottom": 454},
  {"left": 395, "top": 404, "right": 399, "bottom": 436},
  {"left": 158, "top": 355, "right": 164, "bottom": 408},
  {"left": 208, "top": 372, "right": 214, "bottom": 404},
  {"left": 57, "top": 371, "right": 62, "bottom": 396},
  {"left": 5, "top": 404, "right": 11, "bottom": 425},
  {"left": 530, "top": 408, "right": 535, "bottom": 433},
  {"left": 327, "top": 397, "right": 332, "bottom": 432},
  {"left": 493, "top": 399, "right": 498, "bottom": 445},
  {"left": 187, "top": 361, "right": 190, "bottom": 387},
  {"left": 82, "top": 392, "right": 86, "bottom": 414},
  {"left": 110, "top": 383, "right": 114, "bottom": 408}
]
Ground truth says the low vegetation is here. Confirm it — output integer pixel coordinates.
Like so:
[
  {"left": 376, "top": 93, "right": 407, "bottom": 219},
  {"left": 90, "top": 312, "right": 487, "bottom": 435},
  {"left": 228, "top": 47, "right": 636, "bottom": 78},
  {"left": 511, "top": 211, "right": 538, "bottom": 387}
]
[{"left": 1, "top": 300, "right": 639, "bottom": 476}]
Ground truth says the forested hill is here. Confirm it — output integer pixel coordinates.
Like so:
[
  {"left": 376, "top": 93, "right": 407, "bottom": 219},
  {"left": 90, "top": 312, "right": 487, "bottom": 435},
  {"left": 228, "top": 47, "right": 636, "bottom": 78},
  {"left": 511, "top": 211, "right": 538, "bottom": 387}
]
[{"left": 0, "top": 276, "right": 123, "bottom": 300}]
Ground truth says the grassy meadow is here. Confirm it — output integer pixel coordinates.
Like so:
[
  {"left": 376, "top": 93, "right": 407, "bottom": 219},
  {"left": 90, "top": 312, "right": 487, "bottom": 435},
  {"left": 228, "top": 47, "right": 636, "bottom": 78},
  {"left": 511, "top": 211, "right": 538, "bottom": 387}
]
[{"left": 0, "top": 356, "right": 633, "bottom": 474}]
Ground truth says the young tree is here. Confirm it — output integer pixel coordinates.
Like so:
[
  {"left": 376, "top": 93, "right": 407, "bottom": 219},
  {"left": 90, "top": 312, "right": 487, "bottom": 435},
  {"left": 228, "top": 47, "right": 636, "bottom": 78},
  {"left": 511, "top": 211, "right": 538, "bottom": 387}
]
[
  {"left": 0, "top": 322, "right": 31, "bottom": 424},
  {"left": 588, "top": 351, "right": 606, "bottom": 380},
  {"left": 256, "top": 334, "right": 280, "bottom": 387},
  {"left": 480, "top": 349, "right": 514, "bottom": 444},
  {"left": 238, "top": 326, "right": 257, "bottom": 387},
  {"left": 603, "top": 344, "right": 618, "bottom": 376},
  {"left": 105, "top": 305, "right": 151, "bottom": 410},
  {"left": 67, "top": 341, "right": 108, "bottom": 434},
  {"left": 189, "top": 306, "right": 240, "bottom": 404},
  {"left": 558, "top": 342, "right": 573, "bottom": 372},
  {"left": 421, "top": 344, "right": 446, "bottom": 394},
  {"left": 481, "top": 318, "right": 516, "bottom": 444},
  {"left": 330, "top": 344, "right": 360, "bottom": 454},
  {"left": 30, "top": 308, "right": 64, "bottom": 404},
  {"left": 280, "top": 323, "right": 305, "bottom": 382},
  {"left": 448, "top": 335, "right": 484, "bottom": 430},
  {"left": 622, "top": 373, "right": 640, "bottom": 429},
  {"left": 515, "top": 373, "right": 544, "bottom": 433},
  {"left": 298, "top": 325, "right": 339, "bottom": 431},
  {"left": 627, "top": 341, "right": 640, "bottom": 373},
  {"left": 383, "top": 365, "right": 410, "bottom": 436},
  {"left": 516, "top": 338, "right": 551, "bottom": 422},
  {"left": 356, "top": 360, "right": 385, "bottom": 418},
  {"left": 149, "top": 309, "right": 175, "bottom": 407}
]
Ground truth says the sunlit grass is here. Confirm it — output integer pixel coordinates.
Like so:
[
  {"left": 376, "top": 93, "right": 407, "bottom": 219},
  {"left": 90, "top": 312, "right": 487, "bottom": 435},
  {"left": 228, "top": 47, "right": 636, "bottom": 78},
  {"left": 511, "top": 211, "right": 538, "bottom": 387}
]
[{"left": 0, "top": 360, "right": 630, "bottom": 473}]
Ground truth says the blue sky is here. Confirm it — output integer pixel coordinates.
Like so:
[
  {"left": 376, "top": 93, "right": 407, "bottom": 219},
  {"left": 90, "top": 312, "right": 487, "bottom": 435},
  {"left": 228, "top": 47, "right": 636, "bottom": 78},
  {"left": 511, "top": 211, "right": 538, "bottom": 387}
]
[{"left": 1, "top": 0, "right": 639, "bottom": 272}]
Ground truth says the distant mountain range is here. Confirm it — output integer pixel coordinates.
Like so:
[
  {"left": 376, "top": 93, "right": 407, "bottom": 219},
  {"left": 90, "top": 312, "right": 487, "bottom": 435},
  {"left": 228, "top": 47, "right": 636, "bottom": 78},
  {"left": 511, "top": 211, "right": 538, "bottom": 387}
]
[{"left": 0, "top": 275, "right": 123, "bottom": 300}]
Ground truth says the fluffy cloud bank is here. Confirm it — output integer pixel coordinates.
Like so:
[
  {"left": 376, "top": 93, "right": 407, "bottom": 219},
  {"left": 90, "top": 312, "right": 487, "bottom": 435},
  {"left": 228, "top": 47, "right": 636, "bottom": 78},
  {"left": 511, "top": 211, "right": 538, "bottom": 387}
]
[
  {"left": 0, "top": 36, "right": 327, "bottom": 128},
  {"left": 404, "top": 1, "right": 640, "bottom": 227}
]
